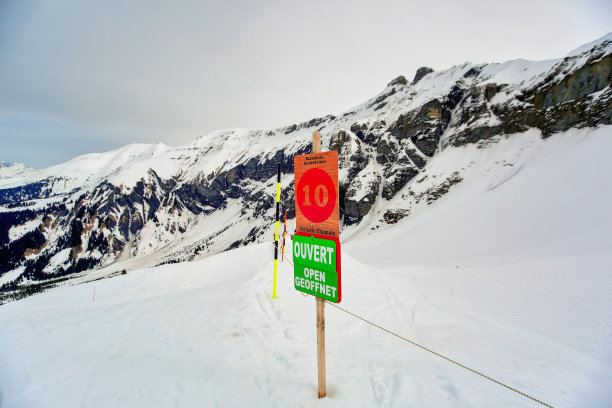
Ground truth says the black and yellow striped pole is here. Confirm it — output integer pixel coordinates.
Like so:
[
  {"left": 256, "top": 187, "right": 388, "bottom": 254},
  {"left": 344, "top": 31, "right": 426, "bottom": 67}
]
[{"left": 272, "top": 163, "right": 281, "bottom": 299}]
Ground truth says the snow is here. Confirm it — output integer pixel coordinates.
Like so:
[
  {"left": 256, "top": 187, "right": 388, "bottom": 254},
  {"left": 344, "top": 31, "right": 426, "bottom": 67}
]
[
  {"left": 481, "top": 58, "right": 559, "bottom": 86},
  {"left": 8, "top": 216, "right": 41, "bottom": 241},
  {"left": 1, "top": 127, "right": 612, "bottom": 407},
  {"left": 566, "top": 32, "right": 612, "bottom": 58},
  {"left": 0, "top": 162, "right": 38, "bottom": 180},
  {"left": 0, "top": 266, "right": 24, "bottom": 286},
  {"left": 43, "top": 248, "right": 72, "bottom": 274},
  {"left": 346, "top": 162, "right": 380, "bottom": 203},
  {"left": 353, "top": 126, "right": 612, "bottom": 268}
]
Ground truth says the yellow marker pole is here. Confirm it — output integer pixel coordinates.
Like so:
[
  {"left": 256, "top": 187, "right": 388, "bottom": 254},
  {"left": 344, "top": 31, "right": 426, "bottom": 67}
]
[{"left": 273, "top": 163, "right": 281, "bottom": 299}]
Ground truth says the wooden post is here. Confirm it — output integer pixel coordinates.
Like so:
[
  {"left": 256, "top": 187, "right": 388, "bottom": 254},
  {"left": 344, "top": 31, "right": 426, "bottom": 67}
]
[
  {"left": 316, "top": 297, "right": 326, "bottom": 398},
  {"left": 312, "top": 131, "right": 326, "bottom": 398},
  {"left": 313, "top": 131, "right": 321, "bottom": 155}
]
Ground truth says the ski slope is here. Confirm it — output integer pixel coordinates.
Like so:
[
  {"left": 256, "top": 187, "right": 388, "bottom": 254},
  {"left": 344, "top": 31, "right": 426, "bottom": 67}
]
[{"left": 1, "top": 127, "right": 612, "bottom": 407}]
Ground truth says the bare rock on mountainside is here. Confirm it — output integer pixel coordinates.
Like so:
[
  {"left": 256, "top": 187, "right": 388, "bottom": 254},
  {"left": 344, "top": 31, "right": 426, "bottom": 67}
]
[{"left": 412, "top": 66, "right": 434, "bottom": 84}]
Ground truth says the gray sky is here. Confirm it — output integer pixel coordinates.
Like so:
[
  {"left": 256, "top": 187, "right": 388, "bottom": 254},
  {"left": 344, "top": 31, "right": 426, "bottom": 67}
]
[{"left": 1, "top": 0, "right": 610, "bottom": 169}]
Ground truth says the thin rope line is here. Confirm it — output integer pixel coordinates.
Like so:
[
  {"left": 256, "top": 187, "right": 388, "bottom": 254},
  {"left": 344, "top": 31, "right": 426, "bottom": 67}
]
[
  {"left": 282, "top": 258, "right": 308, "bottom": 296},
  {"left": 324, "top": 301, "right": 554, "bottom": 408},
  {"left": 283, "top": 255, "right": 553, "bottom": 406}
]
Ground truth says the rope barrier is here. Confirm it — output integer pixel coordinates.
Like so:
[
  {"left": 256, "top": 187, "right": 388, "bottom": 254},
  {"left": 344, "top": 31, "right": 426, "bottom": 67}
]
[
  {"left": 324, "top": 301, "right": 555, "bottom": 408},
  {"left": 281, "top": 256, "right": 554, "bottom": 406},
  {"left": 282, "top": 258, "right": 309, "bottom": 297}
]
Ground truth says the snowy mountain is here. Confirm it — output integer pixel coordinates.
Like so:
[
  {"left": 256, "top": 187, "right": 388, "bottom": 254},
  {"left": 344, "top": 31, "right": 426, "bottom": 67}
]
[
  {"left": 0, "top": 161, "right": 37, "bottom": 180},
  {"left": 0, "top": 33, "right": 611, "bottom": 291}
]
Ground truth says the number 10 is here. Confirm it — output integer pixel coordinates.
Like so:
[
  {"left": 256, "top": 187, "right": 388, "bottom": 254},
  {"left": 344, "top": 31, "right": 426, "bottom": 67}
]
[{"left": 302, "top": 184, "right": 329, "bottom": 207}]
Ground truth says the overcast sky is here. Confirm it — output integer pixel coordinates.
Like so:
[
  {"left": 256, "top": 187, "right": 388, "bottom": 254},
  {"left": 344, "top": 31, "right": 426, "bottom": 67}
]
[{"left": 0, "top": 0, "right": 610, "bottom": 169}]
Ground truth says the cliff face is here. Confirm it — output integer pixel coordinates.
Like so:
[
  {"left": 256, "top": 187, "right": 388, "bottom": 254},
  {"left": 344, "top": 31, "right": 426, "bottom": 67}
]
[{"left": 1, "top": 34, "right": 610, "bottom": 288}]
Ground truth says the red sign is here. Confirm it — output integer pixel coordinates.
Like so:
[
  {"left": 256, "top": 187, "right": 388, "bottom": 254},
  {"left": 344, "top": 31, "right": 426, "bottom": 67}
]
[{"left": 294, "top": 151, "right": 339, "bottom": 239}]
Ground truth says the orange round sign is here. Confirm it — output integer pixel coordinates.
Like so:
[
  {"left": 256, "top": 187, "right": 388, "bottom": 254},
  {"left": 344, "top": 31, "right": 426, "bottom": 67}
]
[
  {"left": 294, "top": 151, "right": 339, "bottom": 239},
  {"left": 296, "top": 168, "right": 337, "bottom": 223}
]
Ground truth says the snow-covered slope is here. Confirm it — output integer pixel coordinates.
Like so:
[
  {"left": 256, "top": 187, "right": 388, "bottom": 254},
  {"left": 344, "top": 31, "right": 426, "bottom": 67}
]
[
  {"left": 1, "top": 126, "right": 611, "bottom": 407},
  {"left": 355, "top": 126, "right": 612, "bottom": 261},
  {"left": 0, "top": 161, "right": 37, "bottom": 180}
]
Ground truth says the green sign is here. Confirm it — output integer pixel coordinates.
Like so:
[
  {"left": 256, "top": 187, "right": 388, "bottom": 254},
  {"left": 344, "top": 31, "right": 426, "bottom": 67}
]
[{"left": 293, "top": 234, "right": 339, "bottom": 302}]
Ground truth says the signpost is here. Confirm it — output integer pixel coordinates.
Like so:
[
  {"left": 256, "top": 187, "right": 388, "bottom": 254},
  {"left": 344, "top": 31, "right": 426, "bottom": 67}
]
[{"left": 293, "top": 131, "right": 341, "bottom": 399}]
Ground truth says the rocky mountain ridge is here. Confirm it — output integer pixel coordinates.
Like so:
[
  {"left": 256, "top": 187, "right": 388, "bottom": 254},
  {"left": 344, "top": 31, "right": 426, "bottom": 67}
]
[{"left": 1, "top": 33, "right": 610, "bottom": 289}]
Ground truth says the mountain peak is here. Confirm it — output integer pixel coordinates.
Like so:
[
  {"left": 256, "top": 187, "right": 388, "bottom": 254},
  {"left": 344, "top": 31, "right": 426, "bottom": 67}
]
[
  {"left": 387, "top": 75, "right": 408, "bottom": 87},
  {"left": 412, "top": 67, "right": 434, "bottom": 84}
]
